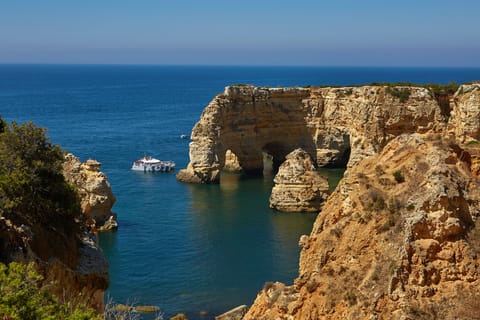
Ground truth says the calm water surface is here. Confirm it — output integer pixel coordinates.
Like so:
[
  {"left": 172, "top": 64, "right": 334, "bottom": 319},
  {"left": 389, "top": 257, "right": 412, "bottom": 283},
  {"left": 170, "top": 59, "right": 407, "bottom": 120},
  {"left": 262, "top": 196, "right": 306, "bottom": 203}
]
[{"left": 1, "top": 65, "right": 479, "bottom": 318}]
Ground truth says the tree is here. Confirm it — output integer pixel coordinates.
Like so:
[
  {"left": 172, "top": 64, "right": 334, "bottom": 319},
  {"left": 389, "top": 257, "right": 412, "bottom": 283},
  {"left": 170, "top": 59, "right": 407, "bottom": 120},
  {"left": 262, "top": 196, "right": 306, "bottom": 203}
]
[{"left": 0, "top": 118, "right": 81, "bottom": 222}]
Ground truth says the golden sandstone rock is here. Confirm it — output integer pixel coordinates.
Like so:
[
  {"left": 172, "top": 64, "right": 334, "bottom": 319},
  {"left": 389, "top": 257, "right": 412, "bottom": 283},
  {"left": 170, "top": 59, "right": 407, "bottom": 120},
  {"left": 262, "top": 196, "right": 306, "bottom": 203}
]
[
  {"left": 63, "top": 153, "right": 117, "bottom": 231},
  {"left": 244, "top": 134, "right": 480, "bottom": 319},
  {"left": 186, "top": 83, "right": 480, "bottom": 319},
  {"left": 177, "top": 85, "right": 446, "bottom": 184},
  {"left": 270, "top": 148, "right": 329, "bottom": 212}
]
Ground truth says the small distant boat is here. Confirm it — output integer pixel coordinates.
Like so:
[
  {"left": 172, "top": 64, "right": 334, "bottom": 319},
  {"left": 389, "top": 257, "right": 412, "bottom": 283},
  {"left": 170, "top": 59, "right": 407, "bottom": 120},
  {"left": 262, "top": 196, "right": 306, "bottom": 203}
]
[
  {"left": 131, "top": 155, "right": 175, "bottom": 172},
  {"left": 180, "top": 134, "right": 187, "bottom": 139}
]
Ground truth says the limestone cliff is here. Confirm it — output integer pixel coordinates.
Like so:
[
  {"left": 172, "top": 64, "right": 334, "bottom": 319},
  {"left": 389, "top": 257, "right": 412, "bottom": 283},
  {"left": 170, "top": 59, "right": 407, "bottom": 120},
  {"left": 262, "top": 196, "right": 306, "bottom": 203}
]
[
  {"left": 177, "top": 85, "right": 447, "bottom": 184},
  {"left": 0, "top": 202, "right": 108, "bottom": 312},
  {"left": 244, "top": 134, "right": 480, "bottom": 319},
  {"left": 63, "top": 154, "right": 117, "bottom": 231},
  {"left": 0, "top": 153, "right": 112, "bottom": 311},
  {"left": 270, "top": 148, "right": 329, "bottom": 212},
  {"left": 448, "top": 84, "right": 480, "bottom": 143},
  {"left": 179, "top": 83, "right": 480, "bottom": 318}
]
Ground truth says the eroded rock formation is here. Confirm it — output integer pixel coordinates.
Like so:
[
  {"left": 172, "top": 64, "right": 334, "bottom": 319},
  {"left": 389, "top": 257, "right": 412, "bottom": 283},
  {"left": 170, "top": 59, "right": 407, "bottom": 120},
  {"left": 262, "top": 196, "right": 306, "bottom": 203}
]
[
  {"left": 244, "top": 134, "right": 480, "bottom": 319},
  {"left": 448, "top": 84, "right": 480, "bottom": 143},
  {"left": 63, "top": 154, "right": 117, "bottom": 231},
  {"left": 270, "top": 148, "right": 329, "bottom": 212},
  {"left": 177, "top": 84, "right": 448, "bottom": 184},
  {"left": 180, "top": 83, "right": 480, "bottom": 318},
  {"left": 0, "top": 205, "right": 108, "bottom": 312},
  {"left": 0, "top": 153, "right": 114, "bottom": 312}
]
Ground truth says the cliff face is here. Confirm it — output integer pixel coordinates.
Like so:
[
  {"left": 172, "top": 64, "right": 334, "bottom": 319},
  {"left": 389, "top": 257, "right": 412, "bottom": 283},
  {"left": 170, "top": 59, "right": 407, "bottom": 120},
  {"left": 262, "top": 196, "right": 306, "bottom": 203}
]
[
  {"left": 0, "top": 153, "right": 112, "bottom": 312},
  {"left": 245, "top": 134, "right": 480, "bottom": 319},
  {"left": 177, "top": 85, "right": 445, "bottom": 184},
  {"left": 448, "top": 84, "right": 480, "bottom": 143},
  {"left": 177, "top": 83, "right": 480, "bottom": 318},
  {"left": 63, "top": 154, "right": 117, "bottom": 231},
  {"left": 0, "top": 203, "right": 108, "bottom": 312}
]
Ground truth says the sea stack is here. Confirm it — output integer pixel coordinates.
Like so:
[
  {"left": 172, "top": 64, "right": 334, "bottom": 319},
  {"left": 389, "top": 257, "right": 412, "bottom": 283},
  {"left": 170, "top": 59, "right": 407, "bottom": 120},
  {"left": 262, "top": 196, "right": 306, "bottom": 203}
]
[
  {"left": 63, "top": 153, "right": 118, "bottom": 231},
  {"left": 269, "top": 148, "right": 329, "bottom": 212}
]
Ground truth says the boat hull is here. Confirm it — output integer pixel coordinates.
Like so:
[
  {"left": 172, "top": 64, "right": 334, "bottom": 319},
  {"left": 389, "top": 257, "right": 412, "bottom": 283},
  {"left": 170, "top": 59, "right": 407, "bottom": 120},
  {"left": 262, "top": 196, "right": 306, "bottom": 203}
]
[
  {"left": 132, "top": 156, "right": 175, "bottom": 173},
  {"left": 131, "top": 164, "right": 175, "bottom": 172}
]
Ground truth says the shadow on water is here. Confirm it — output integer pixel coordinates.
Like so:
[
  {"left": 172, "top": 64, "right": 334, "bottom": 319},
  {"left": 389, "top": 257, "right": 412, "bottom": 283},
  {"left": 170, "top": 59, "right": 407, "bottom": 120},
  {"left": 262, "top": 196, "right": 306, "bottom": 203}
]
[{"left": 176, "top": 172, "right": 316, "bottom": 318}]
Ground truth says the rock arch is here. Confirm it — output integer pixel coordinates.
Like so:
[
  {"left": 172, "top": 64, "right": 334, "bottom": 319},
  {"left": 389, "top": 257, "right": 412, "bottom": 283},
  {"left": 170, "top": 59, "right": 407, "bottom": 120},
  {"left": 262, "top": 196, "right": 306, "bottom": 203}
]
[{"left": 177, "top": 85, "right": 445, "bottom": 184}]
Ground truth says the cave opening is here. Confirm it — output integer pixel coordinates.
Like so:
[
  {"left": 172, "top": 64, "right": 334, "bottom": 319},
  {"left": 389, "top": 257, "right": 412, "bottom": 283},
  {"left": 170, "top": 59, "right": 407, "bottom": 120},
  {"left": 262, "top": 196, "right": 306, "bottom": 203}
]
[
  {"left": 261, "top": 142, "right": 292, "bottom": 177},
  {"left": 321, "top": 146, "right": 351, "bottom": 169},
  {"left": 262, "top": 151, "right": 274, "bottom": 177}
]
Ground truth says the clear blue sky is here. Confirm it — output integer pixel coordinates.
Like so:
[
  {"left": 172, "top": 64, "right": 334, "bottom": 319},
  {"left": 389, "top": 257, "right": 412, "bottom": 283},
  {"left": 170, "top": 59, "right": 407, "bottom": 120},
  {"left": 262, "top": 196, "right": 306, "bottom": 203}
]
[{"left": 1, "top": 0, "right": 479, "bottom": 66}]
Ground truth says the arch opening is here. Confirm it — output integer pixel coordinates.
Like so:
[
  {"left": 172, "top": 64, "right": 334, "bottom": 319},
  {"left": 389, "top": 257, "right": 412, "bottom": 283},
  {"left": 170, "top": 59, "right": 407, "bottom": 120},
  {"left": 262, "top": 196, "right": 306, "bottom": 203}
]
[
  {"left": 322, "top": 146, "right": 351, "bottom": 168},
  {"left": 261, "top": 141, "right": 297, "bottom": 176},
  {"left": 223, "top": 149, "right": 243, "bottom": 173},
  {"left": 315, "top": 130, "right": 351, "bottom": 169}
]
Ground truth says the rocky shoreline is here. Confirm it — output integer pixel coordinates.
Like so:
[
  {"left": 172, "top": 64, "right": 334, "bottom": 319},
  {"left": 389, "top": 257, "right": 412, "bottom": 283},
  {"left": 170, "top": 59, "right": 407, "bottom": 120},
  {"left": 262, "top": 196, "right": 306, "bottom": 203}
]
[{"left": 179, "top": 83, "right": 480, "bottom": 319}]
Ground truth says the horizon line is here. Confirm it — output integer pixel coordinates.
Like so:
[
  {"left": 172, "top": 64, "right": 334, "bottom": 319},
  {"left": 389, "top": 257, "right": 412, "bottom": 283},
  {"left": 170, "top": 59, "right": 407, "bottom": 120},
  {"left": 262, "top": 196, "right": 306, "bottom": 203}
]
[{"left": 1, "top": 62, "right": 480, "bottom": 69}]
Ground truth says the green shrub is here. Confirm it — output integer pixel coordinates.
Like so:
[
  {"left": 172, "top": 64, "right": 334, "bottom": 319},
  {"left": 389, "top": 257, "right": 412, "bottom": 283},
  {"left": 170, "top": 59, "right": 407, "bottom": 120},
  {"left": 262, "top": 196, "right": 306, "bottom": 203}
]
[
  {"left": 378, "top": 214, "right": 396, "bottom": 233},
  {"left": 0, "top": 118, "right": 82, "bottom": 222},
  {"left": 343, "top": 290, "right": 357, "bottom": 306},
  {"left": 372, "top": 196, "right": 386, "bottom": 211},
  {"left": 386, "top": 86, "right": 411, "bottom": 103},
  {"left": 393, "top": 170, "right": 405, "bottom": 183},
  {"left": 0, "top": 262, "right": 100, "bottom": 320}
]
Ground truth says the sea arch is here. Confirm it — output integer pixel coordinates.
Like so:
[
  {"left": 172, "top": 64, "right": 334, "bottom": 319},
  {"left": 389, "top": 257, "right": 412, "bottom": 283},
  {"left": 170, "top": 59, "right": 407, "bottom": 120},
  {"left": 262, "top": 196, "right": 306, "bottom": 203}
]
[{"left": 176, "top": 85, "right": 445, "bottom": 184}]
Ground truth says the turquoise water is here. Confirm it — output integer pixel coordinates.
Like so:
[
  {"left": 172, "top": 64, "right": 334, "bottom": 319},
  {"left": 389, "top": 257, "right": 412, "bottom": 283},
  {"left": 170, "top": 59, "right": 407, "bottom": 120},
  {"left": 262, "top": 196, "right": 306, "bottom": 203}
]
[{"left": 1, "top": 65, "right": 479, "bottom": 319}]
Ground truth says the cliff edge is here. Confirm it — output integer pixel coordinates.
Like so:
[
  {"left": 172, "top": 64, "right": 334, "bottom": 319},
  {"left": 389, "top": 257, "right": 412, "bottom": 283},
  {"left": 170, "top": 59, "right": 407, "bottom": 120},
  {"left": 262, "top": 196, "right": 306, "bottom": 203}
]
[
  {"left": 179, "top": 83, "right": 480, "bottom": 319},
  {"left": 245, "top": 134, "right": 480, "bottom": 319},
  {"left": 177, "top": 84, "right": 447, "bottom": 184},
  {"left": 0, "top": 153, "right": 109, "bottom": 311}
]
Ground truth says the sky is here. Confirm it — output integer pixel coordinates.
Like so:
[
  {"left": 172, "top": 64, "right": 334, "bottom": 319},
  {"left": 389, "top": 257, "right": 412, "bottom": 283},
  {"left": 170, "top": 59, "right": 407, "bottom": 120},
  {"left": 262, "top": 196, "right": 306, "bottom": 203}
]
[{"left": 1, "top": 0, "right": 479, "bottom": 66}]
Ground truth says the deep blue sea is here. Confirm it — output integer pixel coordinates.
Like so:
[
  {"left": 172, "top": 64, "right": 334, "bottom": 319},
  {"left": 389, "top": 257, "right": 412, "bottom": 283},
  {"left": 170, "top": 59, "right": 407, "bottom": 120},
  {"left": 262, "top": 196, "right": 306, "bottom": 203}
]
[{"left": 1, "top": 65, "right": 479, "bottom": 319}]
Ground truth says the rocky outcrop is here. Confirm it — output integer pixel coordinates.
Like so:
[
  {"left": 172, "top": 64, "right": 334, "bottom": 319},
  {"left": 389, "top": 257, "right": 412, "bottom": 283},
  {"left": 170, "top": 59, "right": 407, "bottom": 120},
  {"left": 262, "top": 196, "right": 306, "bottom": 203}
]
[
  {"left": 0, "top": 153, "right": 113, "bottom": 311},
  {"left": 270, "top": 148, "right": 329, "bottom": 212},
  {"left": 215, "top": 305, "right": 248, "bottom": 320},
  {"left": 448, "top": 83, "right": 480, "bottom": 143},
  {"left": 245, "top": 134, "right": 480, "bottom": 319},
  {"left": 177, "top": 85, "right": 446, "bottom": 184},
  {"left": 0, "top": 208, "right": 108, "bottom": 311},
  {"left": 63, "top": 154, "right": 117, "bottom": 231}
]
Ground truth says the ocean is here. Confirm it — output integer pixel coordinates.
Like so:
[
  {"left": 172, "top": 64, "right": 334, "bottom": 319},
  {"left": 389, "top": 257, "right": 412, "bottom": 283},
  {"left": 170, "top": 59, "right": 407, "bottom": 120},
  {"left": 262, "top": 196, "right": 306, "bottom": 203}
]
[{"left": 1, "top": 65, "right": 479, "bottom": 319}]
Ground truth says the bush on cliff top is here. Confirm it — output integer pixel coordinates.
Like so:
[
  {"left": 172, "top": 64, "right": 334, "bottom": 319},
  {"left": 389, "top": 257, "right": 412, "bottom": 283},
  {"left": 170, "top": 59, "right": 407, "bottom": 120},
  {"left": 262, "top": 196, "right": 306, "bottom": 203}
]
[
  {"left": 0, "top": 262, "right": 100, "bottom": 320},
  {"left": 0, "top": 117, "right": 81, "bottom": 222}
]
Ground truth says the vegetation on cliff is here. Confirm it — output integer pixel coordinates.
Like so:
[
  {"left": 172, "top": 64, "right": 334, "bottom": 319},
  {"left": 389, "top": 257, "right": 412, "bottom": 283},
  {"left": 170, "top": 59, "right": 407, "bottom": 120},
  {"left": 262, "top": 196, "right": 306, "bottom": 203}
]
[
  {"left": 245, "top": 135, "right": 480, "bottom": 319},
  {"left": 0, "top": 117, "right": 158, "bottom": 319},
  {"left": 0, "top": 262, "right": 99, "bottom": 320},
  {"left": 0, "top": 117, "right": 102, "bottom": 318},
  {"left": 0, "top": 117, "right": 81, "bottom": 223}
]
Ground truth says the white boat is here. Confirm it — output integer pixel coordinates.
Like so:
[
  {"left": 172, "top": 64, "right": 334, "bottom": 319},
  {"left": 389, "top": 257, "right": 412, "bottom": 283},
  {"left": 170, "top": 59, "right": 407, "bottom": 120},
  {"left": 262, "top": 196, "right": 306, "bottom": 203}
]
[{"left": 131, "top": 155, "right": 175, "bottom": 172}]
